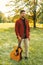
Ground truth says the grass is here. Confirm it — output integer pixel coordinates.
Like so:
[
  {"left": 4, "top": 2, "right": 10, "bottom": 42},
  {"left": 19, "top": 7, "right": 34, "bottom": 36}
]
[{"left": 0, "top": 28, "right": 43, "bottom": 65}]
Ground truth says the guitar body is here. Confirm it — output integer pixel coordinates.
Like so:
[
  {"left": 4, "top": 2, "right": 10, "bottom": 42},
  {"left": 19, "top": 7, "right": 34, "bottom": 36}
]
[{"left": 10, "top": 46, "right": 22, "bottom": 61}]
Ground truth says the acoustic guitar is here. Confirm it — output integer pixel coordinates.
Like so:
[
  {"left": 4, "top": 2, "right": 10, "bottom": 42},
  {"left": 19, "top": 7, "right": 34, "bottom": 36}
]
[{"left": 10, "top": 41, "right": 22, "bottom": 61}]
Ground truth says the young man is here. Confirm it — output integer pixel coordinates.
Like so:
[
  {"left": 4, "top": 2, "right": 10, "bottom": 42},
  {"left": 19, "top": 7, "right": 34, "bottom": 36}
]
[{"left": 15, "top": 10, "right": 30, "bottom": 59}]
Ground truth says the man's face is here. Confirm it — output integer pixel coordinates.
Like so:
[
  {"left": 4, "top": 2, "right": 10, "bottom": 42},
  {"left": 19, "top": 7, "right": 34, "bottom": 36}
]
[{"left": 20, "top": 12, "right": 26, "bottom": 18}]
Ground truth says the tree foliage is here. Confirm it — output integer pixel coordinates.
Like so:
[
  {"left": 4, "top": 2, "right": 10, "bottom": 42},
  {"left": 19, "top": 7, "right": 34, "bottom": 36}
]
[{"left": 5, "top": 0, "right": 43, "bottom": 27}]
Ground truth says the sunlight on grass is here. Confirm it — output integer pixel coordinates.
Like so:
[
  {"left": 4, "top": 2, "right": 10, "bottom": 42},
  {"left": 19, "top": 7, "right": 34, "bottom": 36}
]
[
  {"left": 0, "top": 23, "right": 43, "bottom": 29},
  {"left": 0, "top": 23, "right": 14, "bottom": 29}
]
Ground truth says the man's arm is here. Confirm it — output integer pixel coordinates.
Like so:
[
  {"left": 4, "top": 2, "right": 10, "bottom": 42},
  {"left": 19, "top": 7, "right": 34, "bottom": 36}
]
[
  {"left": 15, "top": 21, "right": 19, "bottom": 38},
  {"left": 15, "top": 21, "right": 21, "bottom": 41},
  {"left": 28, "top": 23, "right": 30, "bottom": 40},
  {"left": 27, "top": 21, "right": 30, "bottom": 40}
]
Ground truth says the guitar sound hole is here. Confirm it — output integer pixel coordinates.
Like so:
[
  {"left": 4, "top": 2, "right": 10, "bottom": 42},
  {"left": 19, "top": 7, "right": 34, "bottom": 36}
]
[{"left": 14, "top": 50, "right": 19, "bottom": 56}]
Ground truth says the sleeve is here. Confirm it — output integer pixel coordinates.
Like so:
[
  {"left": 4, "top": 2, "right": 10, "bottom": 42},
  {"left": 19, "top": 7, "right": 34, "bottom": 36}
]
[
  {"left": 28, "top": 21, "right": 30, "bottom": 38},
  {"left": 28, "top": 22, "right": 30, "bottom": 32},
  {"left": 27, "top": 19, "right": 30, "bottom": 32},
  {"left": 15, "top": 21, "right": 19, "bottom": 38}
]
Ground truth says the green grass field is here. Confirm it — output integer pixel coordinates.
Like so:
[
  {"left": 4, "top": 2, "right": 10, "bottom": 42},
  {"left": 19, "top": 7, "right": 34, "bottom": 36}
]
[{"left": 0, "top": 28, "right": 43, "bottom": 65}]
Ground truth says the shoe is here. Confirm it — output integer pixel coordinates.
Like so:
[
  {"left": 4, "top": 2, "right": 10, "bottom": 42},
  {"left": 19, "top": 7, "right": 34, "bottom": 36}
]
[
  {"left": 25, "top": 57, "right": 28, "bottom": 59},
  {"left": 20, "top": 56, "right": 23, "bottom": 61}
]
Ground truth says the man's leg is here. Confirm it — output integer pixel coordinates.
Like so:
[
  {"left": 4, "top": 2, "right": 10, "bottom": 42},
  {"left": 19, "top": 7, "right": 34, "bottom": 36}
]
[
  {"left": 24, "top": 38, "right": 30, "bottom": 58},
  {"left": 18, "top": 38, "right": 30, "bottom": 58},
  {"left": 20, "top": 39, "right": 25, "bottom": 57}
]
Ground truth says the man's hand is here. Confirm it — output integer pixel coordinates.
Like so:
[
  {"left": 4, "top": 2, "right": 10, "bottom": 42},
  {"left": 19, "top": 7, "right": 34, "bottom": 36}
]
[
  {"left": 18, "top": 35, "right": 21, "bottom": 42},
  {"left": 29, "top": 35, "right": 30, "bottom": 40}
]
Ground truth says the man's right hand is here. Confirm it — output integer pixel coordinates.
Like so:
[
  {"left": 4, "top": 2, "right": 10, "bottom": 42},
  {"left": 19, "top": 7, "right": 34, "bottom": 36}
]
[{"left": 18, "top": 35, "right": 21, "bottom": 42}]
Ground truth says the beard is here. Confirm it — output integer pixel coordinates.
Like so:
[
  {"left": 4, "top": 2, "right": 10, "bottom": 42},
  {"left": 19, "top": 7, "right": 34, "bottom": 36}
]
[
  {"left": 21, "top": 16, "right": 25, "bottom": 21},
  {"left": 21, "top": 16, "right": 25, "bottom": 20}
]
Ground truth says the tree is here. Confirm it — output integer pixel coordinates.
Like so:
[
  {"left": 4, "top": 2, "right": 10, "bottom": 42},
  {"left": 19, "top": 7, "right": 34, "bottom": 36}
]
[
  {"left": 0, "top": 11, "right": 8, "bottom": 23},
  {"left": 6, "top": 0, "right": 43, "bottom": 28},
  {"left": 38, "top": 0, "right": 43, "bottom": 24}
]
